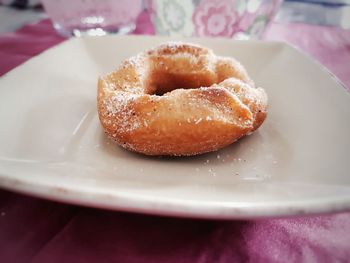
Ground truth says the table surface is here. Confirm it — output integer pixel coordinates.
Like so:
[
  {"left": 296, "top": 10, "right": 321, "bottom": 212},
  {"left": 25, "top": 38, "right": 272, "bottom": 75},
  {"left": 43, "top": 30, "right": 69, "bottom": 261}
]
[{"left": 1, "top": 6, "right": 350, "bottom": 263}]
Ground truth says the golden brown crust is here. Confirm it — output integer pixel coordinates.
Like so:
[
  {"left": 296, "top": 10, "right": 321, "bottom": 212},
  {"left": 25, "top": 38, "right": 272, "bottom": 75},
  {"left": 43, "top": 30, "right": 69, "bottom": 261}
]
[{"left": 97, "top": 42, "right": 268, "bottom": 156}]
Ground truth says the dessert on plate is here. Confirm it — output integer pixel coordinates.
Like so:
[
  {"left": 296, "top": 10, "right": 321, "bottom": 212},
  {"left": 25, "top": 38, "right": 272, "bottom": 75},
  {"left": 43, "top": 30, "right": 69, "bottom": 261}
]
[{"left": 97, "top": 42, "right": 268, "bottom": 156}]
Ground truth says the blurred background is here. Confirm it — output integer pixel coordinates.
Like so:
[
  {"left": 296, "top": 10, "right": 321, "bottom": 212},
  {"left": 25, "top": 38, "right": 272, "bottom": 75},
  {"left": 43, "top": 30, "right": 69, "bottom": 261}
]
[{"left": 0, "top": 0, "right": 349, "bottom": 35}]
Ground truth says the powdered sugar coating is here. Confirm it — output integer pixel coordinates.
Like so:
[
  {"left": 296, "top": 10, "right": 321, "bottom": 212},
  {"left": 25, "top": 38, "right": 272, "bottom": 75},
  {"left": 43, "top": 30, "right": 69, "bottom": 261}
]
[{"left": 97, "top": 42, "right": 268, "bottom": 156}]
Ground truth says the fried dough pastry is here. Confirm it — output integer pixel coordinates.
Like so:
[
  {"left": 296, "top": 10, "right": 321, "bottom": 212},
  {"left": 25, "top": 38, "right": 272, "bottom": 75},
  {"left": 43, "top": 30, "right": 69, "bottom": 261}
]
[{"left": 97, "top": 42, "right": 267, "bottom": 156}]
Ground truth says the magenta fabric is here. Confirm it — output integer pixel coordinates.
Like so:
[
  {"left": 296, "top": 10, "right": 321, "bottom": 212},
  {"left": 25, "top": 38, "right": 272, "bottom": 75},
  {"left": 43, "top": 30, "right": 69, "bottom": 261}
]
[{"left": 1, "top": 16, "right": 350, "bottom": 262}]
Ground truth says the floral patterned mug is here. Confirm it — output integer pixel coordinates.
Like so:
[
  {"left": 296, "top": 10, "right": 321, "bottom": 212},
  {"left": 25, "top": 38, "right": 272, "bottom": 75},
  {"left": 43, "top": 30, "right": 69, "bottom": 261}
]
[{"left": 147, "top": 0, "right": 282, "bottom": 39}]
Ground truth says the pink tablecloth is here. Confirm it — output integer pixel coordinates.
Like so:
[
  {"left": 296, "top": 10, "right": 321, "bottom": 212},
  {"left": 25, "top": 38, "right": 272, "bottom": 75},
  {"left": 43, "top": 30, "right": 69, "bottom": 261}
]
[{"left": 1, "top": 17, "right": 350, "bottom": 262}]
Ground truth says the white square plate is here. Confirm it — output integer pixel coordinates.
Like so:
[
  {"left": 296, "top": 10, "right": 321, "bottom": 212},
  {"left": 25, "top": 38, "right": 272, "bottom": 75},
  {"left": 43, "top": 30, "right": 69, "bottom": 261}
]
[{"left": 0, "top": 35, "right": 349, "bottom": 219}]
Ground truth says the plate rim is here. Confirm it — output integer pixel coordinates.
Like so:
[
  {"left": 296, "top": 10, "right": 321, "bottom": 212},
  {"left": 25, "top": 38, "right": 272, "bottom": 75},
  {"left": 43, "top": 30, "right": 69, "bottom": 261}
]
[{"left": 1, "top": 170, "right": 350, "bottom": 219}]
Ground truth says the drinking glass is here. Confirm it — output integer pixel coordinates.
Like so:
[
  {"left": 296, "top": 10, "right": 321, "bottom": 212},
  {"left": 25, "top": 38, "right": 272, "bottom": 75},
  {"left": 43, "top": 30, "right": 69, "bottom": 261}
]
[{"left": 41, "top": 0, "right": 143, "bottom": 37}]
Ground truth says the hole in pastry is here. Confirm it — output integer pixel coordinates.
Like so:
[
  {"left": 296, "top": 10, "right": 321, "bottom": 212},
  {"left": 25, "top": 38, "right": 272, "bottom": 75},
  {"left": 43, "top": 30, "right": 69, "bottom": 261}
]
[{"left": 145, "top": 70, "right": 218, "bottom": 96}]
